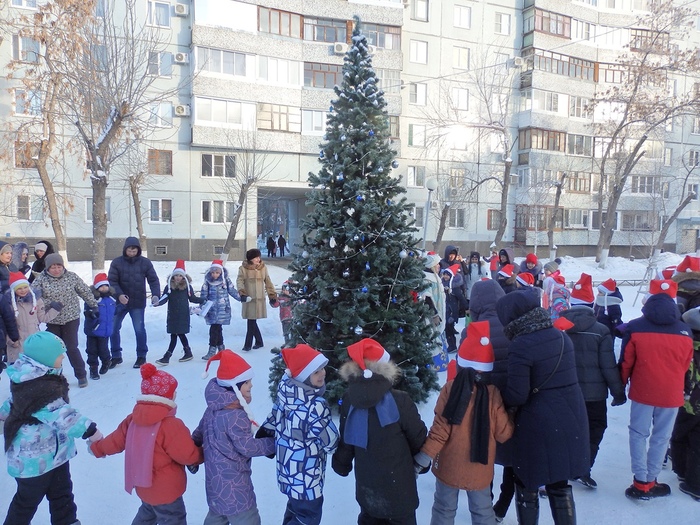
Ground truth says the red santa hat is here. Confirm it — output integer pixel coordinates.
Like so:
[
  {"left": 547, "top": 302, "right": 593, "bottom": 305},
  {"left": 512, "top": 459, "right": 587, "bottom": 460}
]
[
  {"left": 498, "top": 264, "right": 514, "bottom": 278},
  {"left": 9, "top": 271, "right": 36, "bottom": 317},
  {"left": 525, "top": 253, "right": 538, "bottom": 265},
  {"left": 649, "top": 279, "right": 678, "bottom": 299},
  {"left": 553, "top": 317, "right": 575, "bottom": 331},
  {"left": 281, "top": 344, "right": 328, "bottom": 383},
  {"left": 347, "top": 338, "right": 390, "bottom": 378},
  {"left": 140, "top": 363, "right": 178, "bottom": 402},
  {"left": 516, "top": 272, "right": 534, "bottom": 287},
  {"left": 210, "top": 259, "right": 224, "bottom": 271},
  {"left": 658, "top": 266, "right": 677, "bottom": 280},
  {"left": 570, "top": 273, "right": 594, "bottom": 305},
  {"left": 172, "top": 259, "right": 187, "bottom": 277},
  {"left": 597, "top": 278, "right": 616, "bottom": 295},
  {"left": 457, "top": 321, "right": 494, "bottom": 372},
  {"left": 676, "top": 255, "right": 700, "bottom": 275},
  {"left": 93, "top": 272, "right": 109, "bottom": 289},
  {"left": 203, "top": 349, "right": 258, "bottom": 426}
]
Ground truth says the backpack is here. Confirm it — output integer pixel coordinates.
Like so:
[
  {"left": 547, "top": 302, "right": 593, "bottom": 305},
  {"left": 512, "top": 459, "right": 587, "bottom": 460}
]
[{"left": 547, "top": 283, "right": 570, "bottom": 320}]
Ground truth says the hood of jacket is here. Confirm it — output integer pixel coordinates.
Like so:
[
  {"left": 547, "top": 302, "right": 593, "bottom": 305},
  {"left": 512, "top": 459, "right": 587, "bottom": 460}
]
[
  {"left": 205, "top": 266, "right": 230, "bottom": 284},
  {"left": 642, "top": 293, "right": 681, "bottom": 325},
  {"left": 122, "top": 236, "right": 142, "bottom": 258},
  {"left": 204, "top": 377, "right": 242, "bottom": 411},
  {"left": 496, "top": 287, "right": 541, "bottom": 326},
  {"left": 469, "top": 279, "right": 505, "bottom": 321},
  {"left": 7, "top": 353, "right": 61, "bottom": 384},
  {"left": 338, "top": 360, "right": 400, "bottom": 409},
  {"left": 90, "top": 285, "right": 116, "bottom": 299},
  {"left": 498, "top": 248, "right": 514, "bottom": 265},
  {"left": 560, "top": 306, "right": 598, "bottom": 332},
  {"left": 443, "top": 244, "right": 459, "bottom": 261},
  {"left": 34, "top": 240, "right": 54, "bottom": 259},
  {"left": 131, "top": 398, "right": 177, "bottom": 426},
  {"left": 594, "top": 288, "right": 623, "bottom": 306},
  {"left": 11, "top": 242, "right": 28, "bottom": 269},
  {"left": 277, "top": 374, "right": 322, "bottom": 408},
  {"left": 168, "top": 274, "right": 192, "bottom": 289}
]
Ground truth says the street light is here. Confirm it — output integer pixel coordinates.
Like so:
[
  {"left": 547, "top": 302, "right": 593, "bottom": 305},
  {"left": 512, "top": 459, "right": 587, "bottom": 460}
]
[{"left": 422, "top": 178, "right": 439, "bottom": 250}]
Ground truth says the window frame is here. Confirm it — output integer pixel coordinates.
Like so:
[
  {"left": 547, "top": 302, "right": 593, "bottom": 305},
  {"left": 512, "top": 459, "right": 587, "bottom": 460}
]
[
  {"left": 408, "top": 124, "right": 427, "bottom": 147},
  {"left": 454, "top": 5, "right": 471, "bottom": 29},
  {"left": 409, "top": 83, "right": 427, "bottom": 105},
  {"left": 14, "top": 141, "right": 40, "bottom": 169},
  {"left": 257, "top": 103, "right": 302, "bottom": 133},
  {"left": 147, "top": 149, "right": 173, "bottom": 175},
  {"left": 14, "top": 88, "right": 42, "bottom": 116},
  {"left": 201, "top": 154, "right": 236, "bottom": 178},
  {"left": 409, "top": 40, "right": 428, "bottom": 64},
  {"left": 147, "top": 51, "right": 172, "bottom": 77},
  {"left": 302, "top": 109, "right": 326, "bottom": 134},
  {"left": 12, "top": 34, "right": 40, "bottom": 63},
  {"left": 149, "top": 198, "right": 173, "bottom": 223},
  {"left": 16, "top": 194, "right": 43, "bottom": 222},
  {"left": 201, "top": 200, "right": 234, "bottom": 224},
  {"left": 258, "top": 7, "right": 302, "bottom": 38},
  {"left": 303, "top": 17, "right": 347, "bottom": 44},
  {"left": 304, "top": 62, "right": 342, "bottom": 88},
  {"left": 495, "top": 13, "right": 511, "bottom": 36},
  {"left": 406, "top": 166, "right": 426, "bottom": 187},
  {"left": 412, "top": 0, "right": 429, "bottom": 22},
  {"left": 149, "top": 102, "right": 173, "bottom": 128},
  {"left": 453, "top": 46, "right": 470, "bottom": 69},
  {"left": 147, "top": 0, "right": 171, "bottom": 29}
]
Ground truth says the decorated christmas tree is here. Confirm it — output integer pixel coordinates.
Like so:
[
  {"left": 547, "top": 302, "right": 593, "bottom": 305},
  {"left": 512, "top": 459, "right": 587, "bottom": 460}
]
[{"left": 269, "top": 18, "right": 439, "bottom": 407}]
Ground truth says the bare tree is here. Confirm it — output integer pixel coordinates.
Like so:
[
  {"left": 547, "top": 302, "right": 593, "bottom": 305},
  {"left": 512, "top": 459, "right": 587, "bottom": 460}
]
[{"left": 547, "top": 172, "right": 567, "bottom": 259}]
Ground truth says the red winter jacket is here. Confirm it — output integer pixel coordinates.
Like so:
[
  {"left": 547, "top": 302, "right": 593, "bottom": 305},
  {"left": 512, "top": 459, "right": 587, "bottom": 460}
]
[{"left": 620, "top": 294, "right": 693, "bottom": 408}]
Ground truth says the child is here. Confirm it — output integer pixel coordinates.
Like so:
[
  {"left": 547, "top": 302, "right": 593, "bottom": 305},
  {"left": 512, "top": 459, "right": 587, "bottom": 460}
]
[
  {"left": 1, "top": 274, "right": 22, "bottom": 366},
  {"left": 541, "top": 261, "right": 570, "bottom": 320},
  {"left": 0, "top": 332, "right": 102, "bottom": 525},
  {"left": 194, "top": 349, "right": 275, "bottom": 523},
  {"left": 496, "top": 263, "right": 517, "bottom": 294},
  {"left": 83, "top": 273, "right": 115, "bottom": 379},
  {"left": 442, "top": 265, "right": 469, "bottom": 354},
  {"left": 416, "top": 321, "right": 514, "bottom": 524},
  {"left": 154, "top": 260, "right": 203, "bottom": 365},
  {"left": 261, "top": 344, "right": 339, "bottom": 525},
  {"left": 200, "top": 260, "right": 248, "bottom": 360},
  {"left": 594, "top": 278, "right": 624, "bottom": 338},
  {"left": 332, "top": 338, "right": 428, "bottom": 524},
  {"left": 484, "top": 248, "right": 500, "bottom": 280},
  {"left": 90, "top": 363, "right": 203, "bottom": 524},
  {"left": 278, "top": 281, "right": 294, "bottom": 346}
]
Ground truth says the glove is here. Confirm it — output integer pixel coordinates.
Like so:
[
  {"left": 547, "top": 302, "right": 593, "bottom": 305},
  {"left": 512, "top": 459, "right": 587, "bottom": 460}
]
[
  {"left": 240, "top": 294, "right": 252, "bottom": 303},
  {"left": 151, "top": 296, "right": 160, "bottom": 306},
  {"left": 269, "top": 298, "right": 279, "bottom": 308},
  {"left": 255, "top": 426, "right": 275, "bottom": 439},
  {"left": 87, "top": 306, "right": 100, "bottom": 320},
  {"left": 88, "top": 429, "right": 104, "bottom": 443},
  {"left": 47, "top": 301, "right": 64, "bottom": 312},
  {"left": 413, "top": 451, "right": 431, "bottom": 478},
  {"left": 187, "top": 464, "right": 199, "bottom": 474},
  {"left": 611, "top": 393, "right": 627, "bottom": 406}
]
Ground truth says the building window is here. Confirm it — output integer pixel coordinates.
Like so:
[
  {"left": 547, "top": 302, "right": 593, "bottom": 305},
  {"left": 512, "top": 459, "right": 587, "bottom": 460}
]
[
  {"left": 12, "top": 35, "right": 39, "bottom": 63},
  {"left": 631, "top": 175, "right": 662, "bottom": 194},
  {"left": 687, "top": 183, "right": 699, "bottom": 200},
  {"left": 664, "top": 147, "right": 673, "bottom": 166},
  {"left": 566, "top": 172, "right": 591, "bottom": 193},
  {"left": 690, "top": 150, "right": 700, "bottom": 167},
  {"left": 630, "top": 28, "right": 667, "bottom": 51},
  {"left": 302, "top": 110, "right": 326, "bottom": 134},
  {"left": 16, "top": 195, "right": 43, "bottom": 221},
  {"left": 304, "top": 63, "right": 342, "bottom": 88},
  {"left": 149, "top": 102, "right": 172, "bottom": 128},
  {"left": 693, "top": 116, "right": 700, "bottom": 134},
  {"left": 519, "top": 128, "right": 566, "bottom": 152},
  {"left": 258, "top": 56, "right": 301, "bottom": 86},
  {"left": 195, "top": 97, "right": 245, "bottom": 126},
  {"left": 413, "top": 0, "right": 429, "bottom": 22},
  {"left": 487, "top": 209, "right": 501, "bottom": 230},
  {"left": 451, "top": 88, "right": 469, "bottom": 111},
  {"left": 454, "top": 5, "right": 471, "bottom": 28},
  {"left": 147, "top": 1, "right": 170, "bottom": 28},
  {"left": 86, "top": 197, "right": 111, "bottom": 222},
  {"left": 198, "top": 47, "right": 248, "bottom": 77},
  {"left": 14, "top": 141, "right": 39, "bottom": 169},
  {"left": 408, "top": 124, "right": 426, "bottom": 147},
  {"left": 621, "top": 211, "right": 657, "bottom": 231},
  {"left": 363, "top": 23, "right": 401, "bottom": 50},
  {"left": 202, "top": 154, "right": 235, "bottom": 178},
  {"left": 375, "top": 69, "right": 401, "bottom": 94},
  {"left": 453, "top": 46, "right": 470, "bottom": 69},
  {"left": 202, "top": 200, "right": 234, "bottom": 223},
  {"left": 572, "top": 19, "right": 594, "bottom": 41},
  {"left": 11, "top": 0, "right": 38, "bottom": 7},
  {"left": 388, "top": 116, "right": 399, "bottom": 138},
  {"left": 258, "top": 7, "right": 302, "bottom": 38},
  {"left": 523, "top": 90, "right": 559, "bottom": 112},
  {"left": 147, "top": 51, "right": 172, "bottom": 77},
  {"left": 600, "top": 63, "right": 624, "bottom": 83},
  {"left": 534, "top": 9, "right": 571, "bottom": 38},
  {"left": 407, "top": 166, "right": 426, "bottom": 187},
  {"left": 148, "top": 149, "right": 173, "bottom": 175},
  {"left": 569, "top": 96, "right": 589, "bottom": 118},
  {"left": 495, "top": 13, "right": 511, "bottom": 35},
  {"left": 409, "top": 83, "right": 427, "bottom": 105},
  {"left": 414, "top": 206, "right": 424, "bottom": 225},
  {"left": 528, "top": 49, "right": 595, "bottom": 81},
  {"left": 449, "top": 208, "right": 466, "bottom": 228},
  {"left": 14, "top": 89, "right": 41, "bottom": 116},
  {"left": 149, "top": 199, "right": 172, "bottom": 223},
  {"left": 303, "top": 17, "right": 347, "bottom": 43},
  {"left": 567, "top": 134, "right": 593, "bottom": 156},
  {"left": 449, "top": 168, "right": 466, "bottom": 188},
  {"left": 257, "top": 104, "right": 301, "bottom": 133},
  {"left": 409, "top": 40, "right": 428, "bottom": 64},
  {"left": 564, "top": 209, "right": 589, "bottom": 229}
]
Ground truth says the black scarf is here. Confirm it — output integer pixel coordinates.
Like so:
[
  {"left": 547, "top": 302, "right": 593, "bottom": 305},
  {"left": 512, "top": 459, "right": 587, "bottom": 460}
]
[
  {"left": 4, "top": 374, "right": 69, "bottom": 452},
  {"left": 442, "top": 367, "right": 491, "bottom": 465},
  {"left": 503, "top": 307, "right": 553, "bottom": 341}
]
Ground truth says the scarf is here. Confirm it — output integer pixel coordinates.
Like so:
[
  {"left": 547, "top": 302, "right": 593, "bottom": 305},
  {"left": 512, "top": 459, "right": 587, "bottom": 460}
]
[
  {"left": 344, "top": 391, "right": 399, "bottom": 449},
  {"left": 124, "top": 406, "right": 175, "bottom": 494},
  {"left": 503, "top": 307, "right": 553, "bottom": 340},
  {"left": 442, "top": 367, "right": 491, "bottom": 465}
]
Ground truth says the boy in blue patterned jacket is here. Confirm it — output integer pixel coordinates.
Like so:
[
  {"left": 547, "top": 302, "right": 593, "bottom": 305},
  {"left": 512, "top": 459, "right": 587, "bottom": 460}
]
[
  {"left": 261, "top": 344, "right": 339, "bottom": 525},
  {"left": 0, "top": 332, "right": 103, "bottom": 525}
]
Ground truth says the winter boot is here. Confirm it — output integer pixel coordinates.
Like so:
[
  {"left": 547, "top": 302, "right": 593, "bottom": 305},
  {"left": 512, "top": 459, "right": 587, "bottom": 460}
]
[
  {"left": 99, "top": 360, "right": 111, "bottom": 375},
  {"left": 156, "top": 351, "right": 172, "bottom": 366},
  {"left": 547, "top": 485, "right": 576, "bottom": 525},
  {"left": 89, "top": 367, "right": 100, "bottom": 381},
  {"left": 573, "top": 475, "right": 597, "bottom": 489},
  {"left": 647, "top": 480, "right": 671, "bottom": 498},
  {"left": 202, "top": 346, "right": 217, "bottom": 360},
  {"left": 625, "top": 478, "right": 654, "bottom": 500},
  {"left": 217, "top": 344, "right": 225, "bottom": 352},
  {"left": 179, "top": 347, "right": 193, "bottom": 363},
  {"left": 515, "top": 486, "right": 539, "bottom": 525},
  {"left": 679, "top": 482, "right": 700, "bottom": 501}
]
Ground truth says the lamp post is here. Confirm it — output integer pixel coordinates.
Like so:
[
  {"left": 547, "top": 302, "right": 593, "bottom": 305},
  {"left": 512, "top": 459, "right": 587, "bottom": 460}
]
[{"left": 422, "top": 178, "right": 439, "bottom": 251}]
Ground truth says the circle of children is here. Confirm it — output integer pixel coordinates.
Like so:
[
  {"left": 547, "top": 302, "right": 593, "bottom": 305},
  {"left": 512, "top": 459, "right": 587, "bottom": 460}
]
[{"left": 0, "top": 238, "right": 698, "bottom": 525}]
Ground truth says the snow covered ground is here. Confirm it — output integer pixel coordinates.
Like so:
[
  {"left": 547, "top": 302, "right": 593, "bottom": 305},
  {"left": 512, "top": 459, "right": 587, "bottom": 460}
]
[{"left": 1, "top": 254, "right": 698, "bottom": 524}]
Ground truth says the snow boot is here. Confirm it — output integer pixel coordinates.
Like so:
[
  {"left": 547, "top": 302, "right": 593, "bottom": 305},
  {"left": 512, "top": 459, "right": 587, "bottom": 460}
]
[
  {"left": 179, "top": 346, "right": 193, "bottom": 362},
  {"left": 156, "top": 351, "right": 172, "bottom": 366},
  {"left": 89, "top": 367, "right": 100, "bottom": 381},
  {"left": 547, "top": 485, "right": 576, "bottom": 525},
  {"left": 625, "top": 478, "right": 667, "bottom": 500},
  {"left": 217, "top": 344, "right": 225, "bottom": 352},
  {"left": 99, "top": 360, "right": 111, "bottom": 375},
  {"left": 647, "top": 480, "right": 671, "bottom": 498},
  {"left": 515, "top": 486, "right": 539, "bottom": 525},
  {"left": 573, "top": 475, "right": 597, "bottom": 489},
  {"left": 679, "top": 482, "right": 700, "bottom": 501},
  {"left": 202, "top": 346, "right": 217, "bottom": 360}
]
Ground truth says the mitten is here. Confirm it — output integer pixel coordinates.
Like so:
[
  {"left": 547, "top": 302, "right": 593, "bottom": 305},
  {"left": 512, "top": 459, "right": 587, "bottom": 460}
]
[
  {"left": 187, "top": 464, "right": 199, "bottom": 474},
  {"left": 47, "top": 301, "right": 64, "bottom": 312},
  {"left": 413, "top": 451, "right": 431, "bottom": 477},
  {"left": 88, "top": 429, "right": 104, "bottom": 442},
  {"left": 87, "top": 306, "right": 100, "bottom": 320},
  {"left": 269, "top": 298, "right": 279, "bottom": 308},
  {"left": 255, "top": 426, "right": 275, "bottom": 439},
  {"left": 240, "top": 294, "right": 252, "bottom": 303},
  {"left": 611, "top": 393, "right": 627, "bottom": 406},
  {"left": 151, "top": 295, "right": 160, "bottom": 306}
]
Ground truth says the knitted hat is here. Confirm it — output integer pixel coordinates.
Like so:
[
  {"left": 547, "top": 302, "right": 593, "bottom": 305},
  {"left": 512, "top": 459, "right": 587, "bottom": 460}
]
[
  {"left": 498, "top": 264, "right": 514, "bottom": 278},
  {"left": 525, "top": 253, "right": 538, "bottom": 265},
  {"left": 553, "top": 317, "right": 575, "bottom": 331},
  {"left": 210, "top": 259, "right": 224, "bottom": 271},
  {"left": 424, "top": 252, "right": 441, "bottom": 269},
  {"left": 203, "top": 349, "right": 254, "bottom": 387},
  {"left": 140, "top": 363, "right": 178, "bottom": 400},
  {"left": 658, "top": 266, "right": 677, "bottom": 280},
  {"left": 44, "top": 253, "right": 64, "bottom": 268},
  {"left": 446, "top": 359, "right": 458, "bottom": 382},
  {"left": 543, "top": 261, "right": 559, "bottom": 273},
  {"left": 649, "top": 279, "right": 677, "bottom": 299},
  {"left": 675, "top": 255, "right": 700, "bottom": 275},
  {"left": 0, "top": 243, "right": 12, "bottom": 255},
  {"left": 457, "top": 320, "right": 494, "bottom": 372},
  {"left": 246, "top": 248, "right": 262, "bottom": 261},
  {"left": 516, "top": 272, "right": 534, "bottom": 287},
  {"left": 35, "top": 242, "right": 48, "bottom": 252},
  {"left": 9, "top": 271, "right": 29, "bottom": 292},
  {"left": 172, "top": 259, "right": 186, "bottom": 277},
  {"left": 570, "top": 273, "right": 594, "bottom": 305},
  {"left": 281, "top": 344, "right": 328, "bottom": 383},
  {"left": 22, "top": 332, "right": 66, "bottom": 368},
  {"left": 598, "top": 278, "right": 616, "bottom": 295},
  {"left": 347, "top": 338, "right": 390, "bottom": 378},
  {"left": 93, "top": 273, "right": 109, "bottom": 289}
]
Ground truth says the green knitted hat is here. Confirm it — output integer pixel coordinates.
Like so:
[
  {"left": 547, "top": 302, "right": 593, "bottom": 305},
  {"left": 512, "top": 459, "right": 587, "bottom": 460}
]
[{"left": 22, "top": 332, "right": 67, "bottom": 368}]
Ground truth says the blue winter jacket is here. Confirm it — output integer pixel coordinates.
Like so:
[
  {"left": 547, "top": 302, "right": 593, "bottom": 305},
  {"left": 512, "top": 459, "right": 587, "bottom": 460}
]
[
  {"left": 263, "top": 375, "right": 339, "bottom": 500},
  {"left": 200, "top": 267, "right": 241, "bottom": 326},
  {"left": 83, "top": 287, "right": 116, "bottom": 338},
  {"left": 107, "top": 237, "right": 160, "bottom": 309},
  {"left": 593, "top": 288, "right": 624, "bottom": 337}
]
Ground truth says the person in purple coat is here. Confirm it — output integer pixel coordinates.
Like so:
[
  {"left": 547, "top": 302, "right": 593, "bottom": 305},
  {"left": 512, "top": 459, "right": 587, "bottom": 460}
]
[{"left": 193, "top": 350, "right": 274, "bottom": 525}]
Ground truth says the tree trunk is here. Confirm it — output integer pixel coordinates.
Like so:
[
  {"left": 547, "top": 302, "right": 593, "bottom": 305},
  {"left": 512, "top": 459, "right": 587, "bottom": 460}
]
[
  {"left": 91, "top": 178, "right": 108, "bottom": 274},
  {"left": 493, "top": 159, "right": 512, "bottom": 246},
  {"left": 221, "top": 179, "right": 253, "bottom": 265},
  {"left": 129, "top": 176, "right": 148, "bottom": 258},
  {"left": 548, "top": 173, "right": 566, "bottom": 254},
  {"left": 431, "top": 204, "right": 450, "bottom": 252}
]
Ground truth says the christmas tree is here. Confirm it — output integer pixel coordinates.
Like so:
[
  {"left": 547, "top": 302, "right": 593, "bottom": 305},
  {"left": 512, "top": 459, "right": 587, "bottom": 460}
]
[{"left": 268, "top": 18, "right": 439, "bottom": 407}]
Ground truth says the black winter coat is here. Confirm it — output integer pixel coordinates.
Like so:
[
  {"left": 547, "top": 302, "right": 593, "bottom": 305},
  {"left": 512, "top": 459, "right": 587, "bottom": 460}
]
[
  {"left": 107, "top": 237, "right": 160, "bottom": 309},
  {"left": 156, "top": 275, "right": 202, "bottom": 334},
  {"left": 560, "top": 307, "right": 625, "bottom": 401},
  {"left": 29, "top": 239, "right": 54, "bottom": 284},
  {"left": 332, "top": 360, "right": 427, "bottom": 520},
  {"left": 0, "top": 294, "right": 20, "bottom": 347}
]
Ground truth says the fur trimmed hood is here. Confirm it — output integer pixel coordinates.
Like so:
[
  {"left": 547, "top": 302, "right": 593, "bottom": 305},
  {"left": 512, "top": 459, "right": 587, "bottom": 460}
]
[
  {"left": 168, "top": 273, "right": 192, "bottom": 289},
  {"left": 339, "top": 359, "right": 401, "bottom": 384},
  {"left": 673, "top": 270, "right": 700, "bottom": 286}
]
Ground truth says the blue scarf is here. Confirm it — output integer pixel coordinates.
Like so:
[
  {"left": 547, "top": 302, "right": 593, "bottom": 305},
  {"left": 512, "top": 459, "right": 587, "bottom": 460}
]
[{"left": 344, "top": 391, "right": 399, "bottom": 449}]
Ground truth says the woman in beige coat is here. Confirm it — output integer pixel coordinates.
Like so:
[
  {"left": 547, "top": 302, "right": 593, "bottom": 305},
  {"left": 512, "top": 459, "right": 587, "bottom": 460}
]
[{"left": 236, "top": 249, "right": 277, "bottom": 351}]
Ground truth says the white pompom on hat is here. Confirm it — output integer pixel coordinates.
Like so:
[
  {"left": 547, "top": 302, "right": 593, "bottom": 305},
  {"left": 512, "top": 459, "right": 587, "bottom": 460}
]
[{"left": 347, "top": 338, "right": 390, "bottom": 378}]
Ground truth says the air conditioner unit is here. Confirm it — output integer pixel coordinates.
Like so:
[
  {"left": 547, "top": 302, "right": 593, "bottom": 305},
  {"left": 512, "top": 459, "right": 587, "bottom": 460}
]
[
  {"left": 174, "top": 52, "right": 189, "bottom": 64},
  {"left": 174, "top": 104, "right": 190, "bottom": 117},
  {"left": 333, "top": 42, "right": 349, "bottom": 54},
  {"left": 512, "top": 56, "right": 524, "bottom": 67},
  {"left": 367, "top": 45, "right": 377, "bottom": 54},
  {"left": 430, "top": 201, "right": 439, "bottom": 210},
  {"left": 174, "top": 3, "right": 189, "bottom": 16},
  {"left": 450, "top": 188, "right": 459, "bottom": 197}
]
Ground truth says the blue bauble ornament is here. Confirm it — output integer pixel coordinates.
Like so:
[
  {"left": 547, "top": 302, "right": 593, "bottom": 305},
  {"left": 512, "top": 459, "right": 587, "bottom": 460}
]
[
  {"left": 354, "top": 325, "right": 363, "bottom": 335},
  {"left": 307, "top": 265, "right": 313, "bottom": 272},
  {"left": 369, "top": 130, "right": 375, "bottom": 136},
  {"left": 341, "top": 135, "right": 347, "bottom": 141},
  {"left": 365, "top": 262, "right": 370, "bottom": 271},
  {"left": 356, "top": 195, "right": 363, "bottom": 201},
  {"left": 316, "top": 322, "right": 321, "bottom": 331},
  {"left": 361, "top": 286, "right": 368, "bottom": 293},
  {"left": 378, "top": 167, "right": 383, "bottom": 173},
  {"left": 392, "top": 160, "right": 399, "bottom": 169},
  {"left": 338, "top": 172, "right": 344, "bottom": 181},
  {"left": 398, "top": 327, "right": 404, "bottom": 333}
]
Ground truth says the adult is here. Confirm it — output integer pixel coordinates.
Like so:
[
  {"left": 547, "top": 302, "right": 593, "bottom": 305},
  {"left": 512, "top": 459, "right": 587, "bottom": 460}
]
[
  {"left": 277, "top": 235, "right": 287, "bottom": 257},
  {"left": 236, "top": 248, "right": 277, "bottom": 351},
  {"left": 29, "top": 240, "right": 54, "bottom": 283},
  {"left": 0, "top": 241, "right": 17, "bottom": 294},
  {"left": 266, "top": 235, "right": 277, "bottom": 258},
  {"left": 11, "top": 242, "right": 32, "bottom": 279},
  {"left": 421, "top": 252, "right": 446, "bottom": 340},
  {"left": 464, "top": 251, "right": 488, "bottom": 302},
  {"left": 496, "top": 289, "right": 589, "bottom": 525},
  {"left": 31, "top": 253, "right": 98, "bottom": 388},
  {"left": 108, "top": 236, "right": 160, "bottom": 369}
]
